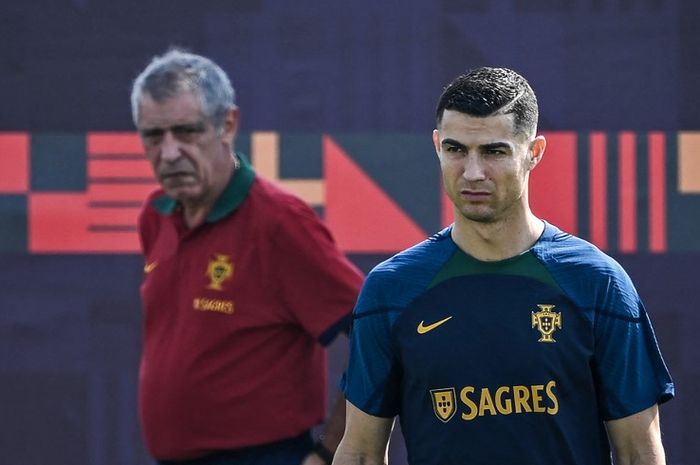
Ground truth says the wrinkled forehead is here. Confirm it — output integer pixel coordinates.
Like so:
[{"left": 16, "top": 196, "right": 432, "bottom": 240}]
[{"left": 137, "top": 91, "right": 206, "bottom": 127}]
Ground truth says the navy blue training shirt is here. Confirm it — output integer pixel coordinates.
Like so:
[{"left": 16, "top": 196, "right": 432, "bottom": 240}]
[{"left": 342, "top": 223, "right": 673, "bottom": 465}]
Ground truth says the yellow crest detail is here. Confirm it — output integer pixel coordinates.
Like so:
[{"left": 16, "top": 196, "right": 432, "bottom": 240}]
[
  {"left": 531, "top": 304, "right": 562, "bottom": 343},
  {"left": 206, "top": 254, "right": 234, "bottom": 291},
  {"left": 143, "top": 261, "right": 158, "bottom": 274},
  {"left": 430, "top": 388, "right": 457, "bottom": 423}
]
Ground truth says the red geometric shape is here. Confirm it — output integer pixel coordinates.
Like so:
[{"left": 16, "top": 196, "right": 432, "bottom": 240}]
[
  {"left": 88, "top": 206, "right": 142, "bottom": 226},
  {"left": 618, "top": 132, "right": 637, "bottom": 253},
  {"left": 87, "top": 132, "right": 144, "bottom": 155},
  {"left": 29, "top": 192, "right": 140, "bottom": 253},
  {"left": 88, "top": 159, "right": 154, "bottom": 179},
  {"left": 589, "top": 132, "right": 608, "bottom": 251},
  {"left": 648, "top": 132, "right": 667, "bottom": 253},
  {"left": 530, "top": 132, "right": 578, "bottom": 235},
  {"left": 25, "top": 131, "right": 152, "bottom": 253},
  {"left": 0, "top": 132, "right": 30, "bottom": 193},
  {"left": 88, "top": 183, "right": 158, "bottom": 202},
  {"left": 323, "top": 135, "right": 427, "bottom": 253}
]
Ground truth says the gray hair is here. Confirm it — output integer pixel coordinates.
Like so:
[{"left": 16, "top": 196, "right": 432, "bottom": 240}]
[{"left": 130, "top": 49, "right": 236, "bottom": 127}]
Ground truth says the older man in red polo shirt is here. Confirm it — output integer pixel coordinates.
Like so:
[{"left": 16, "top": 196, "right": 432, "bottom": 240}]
[{"left": 131, "top": 49, "right": 363, "bottom": 465}]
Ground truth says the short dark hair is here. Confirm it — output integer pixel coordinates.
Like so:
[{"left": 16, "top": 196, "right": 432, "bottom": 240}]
[{"left": 435, "top": 67, "right": 538, "bottom": 137}]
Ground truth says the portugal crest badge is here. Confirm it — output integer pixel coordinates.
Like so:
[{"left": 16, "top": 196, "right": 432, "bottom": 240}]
[
  {"left": 206, "top": 254, "right": 234, "bottom": 291},
  {"left": 531, "top": 304, "right": 562, "bottom": 343},
  {"left": 430, "top": 388, "right": 457, "bottom": 423}
]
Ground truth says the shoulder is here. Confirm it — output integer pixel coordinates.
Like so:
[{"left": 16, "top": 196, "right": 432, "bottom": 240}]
[
  {"left": 137, "top": 188, "right": 168, "bottom": 254},
  {"left": 138, "top": 188, "right": 167, "bottom": 229},
  {"left": 534, "top": 224, "right": 624, "bottom": 273},
  {"left": 356, "top": 228, "right": 456, "bottom": 315},
  {"left": 244, "top": 178, "right": 345, "bottom": 261},
  {"left": 371, "top": 228, "right": 454, "bottom": 279},
  {"left": 533, "top": 223, "right": 640, "bottom": 317},
  {"left": 246, "top": 176, "right": 319, "bottom": 224}
]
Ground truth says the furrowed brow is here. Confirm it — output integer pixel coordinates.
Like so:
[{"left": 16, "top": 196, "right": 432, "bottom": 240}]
[
  {"left": 480, "top": 142, "right": 512, "bottom": 151},
  {"left": 441, "top": 138, "right": 467, "bottom": 150},
  {"left": 140, "top": 127, "right": 164, "bottom": 138}
]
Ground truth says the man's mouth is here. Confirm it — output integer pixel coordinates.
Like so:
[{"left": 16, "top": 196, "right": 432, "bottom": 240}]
[
  {"left": 161, "top": 171, "right": 193, "bottom": 179},
  {"left": 461, "top": 189, "right": 491, "bottom": 199},
  {"left": 160, "top": 172, "right": 196, "bottom": 186}
]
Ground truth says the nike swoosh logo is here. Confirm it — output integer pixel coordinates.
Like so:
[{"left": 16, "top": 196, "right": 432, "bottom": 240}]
[
  {"left": 417, "top": 316, "right": 453, "bottom": 334},
  {"left": 144, "top": 261, "right": 158, "bottom": 273}
]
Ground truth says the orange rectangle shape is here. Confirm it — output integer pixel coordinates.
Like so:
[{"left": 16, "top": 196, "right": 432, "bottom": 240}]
[
  {"left": 678, "top": 132, "right": 700, "bottom": 193},
  {"left": 0, "top": 132, "right": 30, "bottom": 193},
  {"left": 88, "top": 159, "right": 154, "bottom": 178},
  {"left": 88, "top": 132, "right": 144, "bottom": 156}
]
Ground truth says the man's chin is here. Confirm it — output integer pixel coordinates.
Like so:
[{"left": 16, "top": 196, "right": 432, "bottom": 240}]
[
  {"left": 164, "top": 186, "right": 203, "bottom": 203},
  {"left": 460, "top": 208, "right": 498, "bottom": 224}
]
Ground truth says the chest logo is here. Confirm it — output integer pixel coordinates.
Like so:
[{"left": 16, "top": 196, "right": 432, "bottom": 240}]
[
  {"left": 144, "top": 261, "right": 158, "bottom": 274},
  {"left": 417, "top": 316, "right": 453, "bottom": 334},
  {"left": 430, "top": 388, "right": 457, "bottom": 423},
  {"left": 206, "top": 254, "right": 234, "bottom": 291},
  {"left": 531, "top": 304, "right": 562, "bottom": 343}
]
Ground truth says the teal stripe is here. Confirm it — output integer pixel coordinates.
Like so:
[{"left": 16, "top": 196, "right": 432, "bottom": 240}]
[{"left": 428, "top": 249, "right": 562, "bottom": 292}]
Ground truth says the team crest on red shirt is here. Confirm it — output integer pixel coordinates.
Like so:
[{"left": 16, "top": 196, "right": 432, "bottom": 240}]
[{"left": 206, "top": 254, "right": 234, "bottom": 291}]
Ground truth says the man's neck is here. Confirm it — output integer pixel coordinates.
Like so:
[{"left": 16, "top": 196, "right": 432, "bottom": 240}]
[
  {"left": 451, "top": 209, "right": 545, "bottom": 262},
  {"left": 180, "top": 155, "right": 238, "bottom": 229},
  {"left": 181, "top": 203, "right": 213, "bottom": 229}
]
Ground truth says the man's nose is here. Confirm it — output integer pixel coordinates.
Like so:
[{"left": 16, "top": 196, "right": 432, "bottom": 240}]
[
  {"left": 160, "top": 131, "right": 181, "bottom": 162},
  {"left": 463, "top": 155, "right": 486, "bottom": 181}
]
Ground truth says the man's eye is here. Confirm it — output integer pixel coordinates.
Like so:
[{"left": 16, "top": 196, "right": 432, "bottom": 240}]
[
  {"left": 142, "top": 129, "right": 163, "bottom": 138},
  {"left": 173, "top": 125, "right": 204, "bottom": 136},
  {"left": 141, "top": 129, "right": 164, "bottom": 144},
  {"left": 445, "top": 145, "right": 462, "bottom": 153}
]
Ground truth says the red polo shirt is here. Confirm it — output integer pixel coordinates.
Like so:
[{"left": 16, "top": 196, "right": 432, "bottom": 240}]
[{"left": 138, "top": 154, "right": 363, "bottom": 460}]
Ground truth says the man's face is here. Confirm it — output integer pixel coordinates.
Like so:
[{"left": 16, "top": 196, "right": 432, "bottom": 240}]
[
  {"left": 433, "top": 109, "right": 544, "bottom": 224},
  {"left": 136, "top": 91, "right": 238, "bottom": 207}
]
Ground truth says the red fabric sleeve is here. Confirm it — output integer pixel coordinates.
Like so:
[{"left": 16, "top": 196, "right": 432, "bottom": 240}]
[{"left": 272, "top": 198, "right": 364, "bottom": 343}]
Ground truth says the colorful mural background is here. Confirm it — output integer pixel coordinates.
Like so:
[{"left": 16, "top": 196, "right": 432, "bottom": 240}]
[{"left": 1, "top": 1, "right": 698, "bottom": 464}]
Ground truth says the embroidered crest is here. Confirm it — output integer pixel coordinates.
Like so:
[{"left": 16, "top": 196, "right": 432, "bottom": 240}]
[
  {"left": 430, "top": 388, "right": 457, "bottom": 423},
  {"left": 143, "top": 261, "right": 158, "bottom": 274},
  {"left": 206, "top": 254, "right": 233, "bottom": 291},
  {"left": 531, "top": 304, "right": 562, "bottom": 343}
]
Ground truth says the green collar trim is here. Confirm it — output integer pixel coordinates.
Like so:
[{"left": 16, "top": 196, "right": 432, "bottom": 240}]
[
  {"left": 151, "top": 152, "right": 256, "bottom": 223},
  {"left": 428, "top": 247, "right": 561, "bottom": 292}
]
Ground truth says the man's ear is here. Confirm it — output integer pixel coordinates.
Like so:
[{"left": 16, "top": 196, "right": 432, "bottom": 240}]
[
  {"left": 432, "top": 129, "right": 441, "bottom": 157},
  {"left": 222, "top": 106, "right": 240, "bottom": 146},
  {"left": 528, "top": 135, "right": 546, "bottom": 170}
]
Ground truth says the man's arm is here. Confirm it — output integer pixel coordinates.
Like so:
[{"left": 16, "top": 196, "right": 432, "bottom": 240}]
[
  {"left": 332, "top": 401, "right": 394, "bottom": 465},
  {"left": 302, "top": 389, "right": 347, "bottom": 465},
  {"left": 606, "top": 404, "right": 666, "bottom": 465}
]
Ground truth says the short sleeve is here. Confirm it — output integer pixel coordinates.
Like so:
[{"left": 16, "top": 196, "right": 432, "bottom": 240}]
[
  {"left": 341, "top": 270, "right": 403, "bottom": 417},
  {"left": 592, "top": 274, "right": 674, "bottom": 420},
  {"left": 272, "top": 199, "right": 363, "bottom": 345}
]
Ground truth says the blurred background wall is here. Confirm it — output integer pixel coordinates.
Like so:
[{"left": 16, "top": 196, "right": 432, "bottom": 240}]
[{"left": 0, "top": 1, "right": 698, "bottom": 464}]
